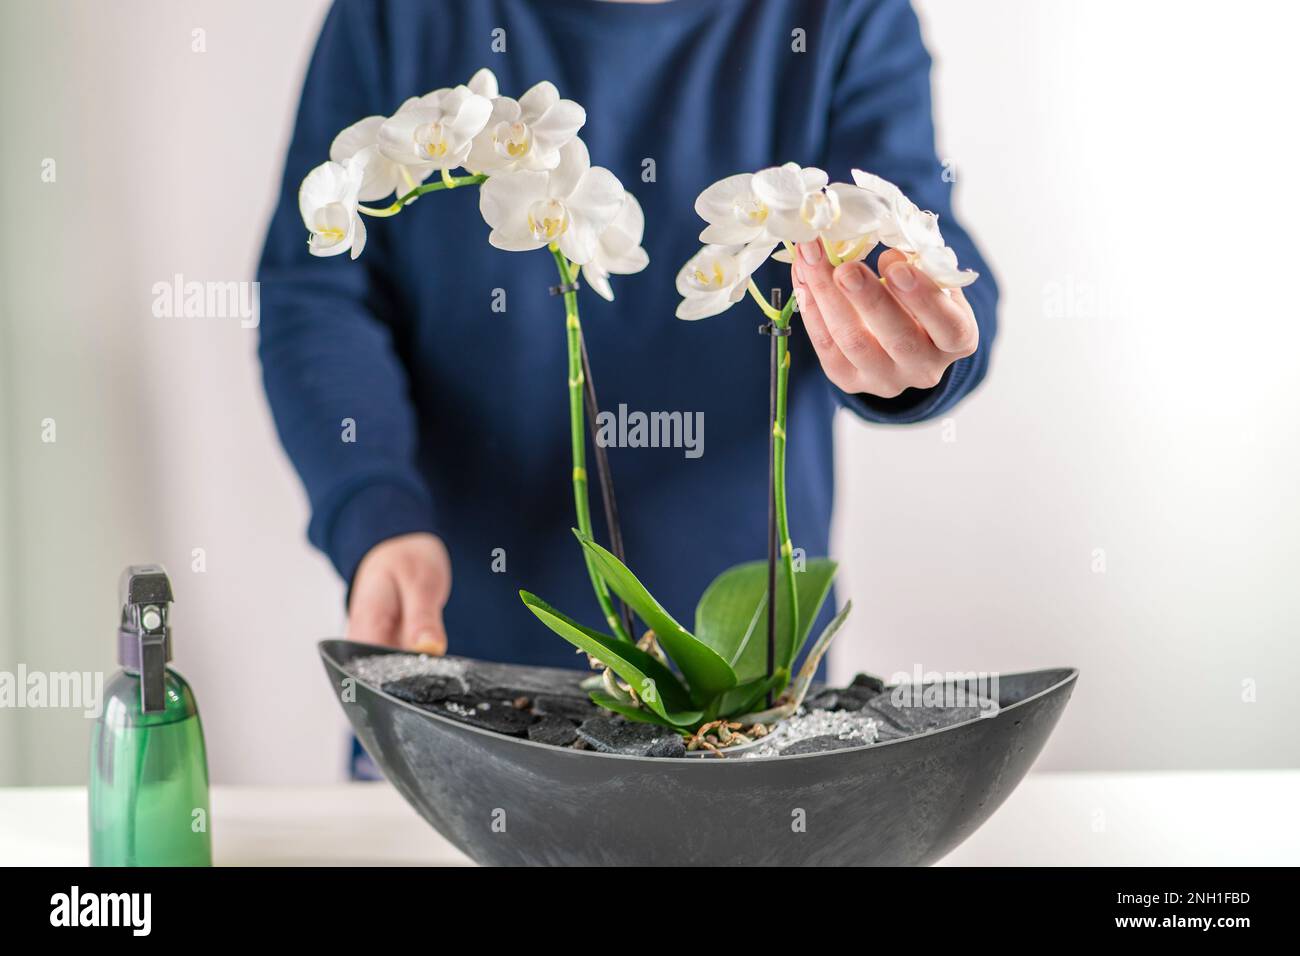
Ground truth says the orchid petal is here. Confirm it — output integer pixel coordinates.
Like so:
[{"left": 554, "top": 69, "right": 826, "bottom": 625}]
[
  {"left": 529, "top": 98, "right": 586, "bottom": 153},
  {"left": 582, "top": 263, "right": 616, "bottom": 302},
  {"left": 479, "top": 169, "right": 549, "bottom": 235},
  {"left": 566, "top": 167, "right": 624, "bottom": 235},
  {"left": 467, "top": 67, "right": 499, "bottom": 98},
  {"left": 751, "top": 163, "right": 806, "bottom": 210},
  {"left": 518, "top": 80, "right": 559, "bottom": 117},
  {"left": 549, "top": 138, "right": 591, "bottom": 199},
  {"left": 676, "top": 291, "right": 734, "bottom": 320}
]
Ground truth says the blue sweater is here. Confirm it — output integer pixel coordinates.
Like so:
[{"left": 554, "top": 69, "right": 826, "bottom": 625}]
[{"left": 257, "top": 0, "right": 998, "bottom": 668}]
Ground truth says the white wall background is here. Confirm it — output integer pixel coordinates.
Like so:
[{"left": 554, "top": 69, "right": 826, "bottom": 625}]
[{"left": 1, "top": 0, "right": 1296, "bottom": 785}]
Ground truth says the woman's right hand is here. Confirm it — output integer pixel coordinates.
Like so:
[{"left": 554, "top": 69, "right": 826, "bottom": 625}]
[{"left": 347, "top": 532, "right": 452, "bottom": 655}]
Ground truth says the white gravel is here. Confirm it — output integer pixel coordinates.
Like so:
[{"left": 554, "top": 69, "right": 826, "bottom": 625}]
[
  {"left": 744, "top": 707, "right": 881, "bottom": 758},
  {"left": 347, "top": 652, "right": 468, "bottom": 688}
]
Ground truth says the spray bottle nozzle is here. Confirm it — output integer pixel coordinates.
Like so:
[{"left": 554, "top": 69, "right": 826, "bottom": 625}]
[{"left": 118, "top": 565, "right": 174, "bottom": 713}]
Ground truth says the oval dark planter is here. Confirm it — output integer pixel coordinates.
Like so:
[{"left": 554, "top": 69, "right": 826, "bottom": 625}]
[{"left": 321, "top": 639, "right": 1077, "bottom": 866}]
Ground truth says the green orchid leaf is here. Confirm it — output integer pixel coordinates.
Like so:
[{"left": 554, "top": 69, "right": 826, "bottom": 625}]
[
  {"left": 788, "top": 557, "right": 838, "bottom": 665},
  {"left": 519, "top": 591, "right": 699, "bottom": 725},
  {"left": 714, "top": 669, "right": 789, "bottom": 717},
  {"left": 573, "top": 532, "right": 738, "bottom": 703},
  {"left": 588, "top": 692, "right": 696, "bottom": 730},
  {"left": 785, "top": 599, "right": 854, "bottom": 708},
  {"left": 693, "top": 558, "right": 838, "bottom": 683}
]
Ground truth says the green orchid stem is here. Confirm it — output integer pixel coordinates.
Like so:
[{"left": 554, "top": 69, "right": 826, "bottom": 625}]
[
  {"left": 357, "top": 173, "right": 488, "bottom": 217},
  {"left": 746, "top": 280, "right": 782, "bottom": 322},
  {"left": 550, "top": 244, "right": 633, "bottom": 643},
  {"left": 580, "top": 336, "right": 638, "bottom": 643},
  {"left": 762, "top": 292, "right": 799, "bottom": 704},
  {"left": 819, "top": 235, "right": 844, "bottom": 267}
]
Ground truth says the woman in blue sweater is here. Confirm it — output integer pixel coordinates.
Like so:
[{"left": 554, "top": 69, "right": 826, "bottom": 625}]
[{"left": 257, "top": 0, "right": 997, "bottom": 666}]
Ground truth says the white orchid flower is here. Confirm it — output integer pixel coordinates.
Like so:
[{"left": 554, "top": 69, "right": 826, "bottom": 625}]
[
  {"left": 378, "top": 84, "right": 493, "bottom": 171},
  {"left": 750, "top": 162, "right": 885, "bottom": 245},
  {"left": 850, "top": 169, "right": 978, "bottom": 288},
  {"left": 330, "top": 117, "right": 431, "bottom": 202},
  {"left": 299, "top": 156, "right": 368, "bottom": 259},
  {"left": 466, "top": 80, "right": 586, "bottom": 174},
  {"left": 675, "top": 241, "right": 775, "bottom": 321},
  {"left": 694, "top": 173, "right": 779, "bottom": 245},
  {"left": 582, "top": 192, "right": 650, "bottom": 301},
  {"left": 478, "top": 138, "right": 624, "bottom": 264}
]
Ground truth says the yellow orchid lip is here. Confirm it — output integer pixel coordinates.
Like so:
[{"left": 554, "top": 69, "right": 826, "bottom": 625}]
[
  {"left": 527, "top": 198, "right": 568, "bottom": 241},
  {"left": 416, "top": 121, "right": 451, "bottom": 159},
  {"left": 493, "top": 120, "right": 533, "bottom": 160},
  {"left": 732, "top": 196, "right": 768, "bottom": 227}
]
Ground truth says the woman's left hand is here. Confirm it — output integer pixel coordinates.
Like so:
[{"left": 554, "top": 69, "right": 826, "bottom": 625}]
[{"left": 791, "top": 241, "right": 979, "bottom": 399}]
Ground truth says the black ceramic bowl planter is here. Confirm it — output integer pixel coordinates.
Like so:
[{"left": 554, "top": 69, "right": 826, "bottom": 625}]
[{"left": 322, "top": 640, "right": 1077, "bottom": 866}]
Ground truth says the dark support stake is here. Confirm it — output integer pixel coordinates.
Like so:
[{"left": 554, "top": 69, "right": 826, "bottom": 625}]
[
  {"left": 580, "top": 335, "right": 636, "bottom": 643},
  {"left": 765, "top": 326, "right": 779, "bottom": 707}
]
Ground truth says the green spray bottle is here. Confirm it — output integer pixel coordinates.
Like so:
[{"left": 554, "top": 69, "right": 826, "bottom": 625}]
[{"left": 89, "top": 565, "right": 212, "bottom": 866}]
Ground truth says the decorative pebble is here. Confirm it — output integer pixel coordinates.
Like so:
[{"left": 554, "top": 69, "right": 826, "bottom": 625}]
[
  {"left": 527, "top": 714, "right": 579, "bottom": 747},
  {"left": 780, "top": 734, "right": 865, "bottom": 756},
  {"left": 380, "top": 675, "right": 463, "bottom": 706},
  {"left": 576, "top": 716, "right": 686, "bottom": 758}
]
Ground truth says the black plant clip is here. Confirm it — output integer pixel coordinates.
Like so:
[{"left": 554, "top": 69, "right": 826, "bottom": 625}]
[
  {"left": 758, "top": 322, "right": 791, "bottom": 336},
  {"left": 549, "top": 280, "right": 581, "bottom": 296}
]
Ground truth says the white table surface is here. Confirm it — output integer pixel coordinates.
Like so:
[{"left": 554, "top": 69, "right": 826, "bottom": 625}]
[{"left": 3, "top": 770, "right": 1296, "bottom": 866}]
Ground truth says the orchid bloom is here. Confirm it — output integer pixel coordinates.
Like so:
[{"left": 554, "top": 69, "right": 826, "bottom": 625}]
[
  {"left": 466, "top": 80, "right": 586, "bottom": 174},
  {"left": 330, "top": 119, "right": 429, "bottom": 202},
  {"left": 851, "top": 169, "right": 978, "bottom": 288},
  {"left": 694, "top": 173, "right": 778, "bottom": 246},
  {"left": 377, "top": 84, "right": 493, "bottom": 171},
  {"left": 675, "top": 242, "right": 774, "bottom": 320},
  {"left": 751, "top": 162, "right": 885, "bottom": 246},
  {"left": 582, "top": 192, "right": 649, "bottom": 301},
  {"left": 478, "top": 138, "right": 624, "bottom": 264},
  {"left": 299, "top": 156, "right": 367, "bottom": 259}
]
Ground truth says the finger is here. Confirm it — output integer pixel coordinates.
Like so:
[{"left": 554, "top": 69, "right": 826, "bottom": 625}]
[
  {"left": 396, "top": 560, "right": 450, "bottom": 655},
  {"left": 882, "top": 260, "right": 979, "bottom": 355},
  {"left": 877, "top": 248, "right": 908, "bottom": 274},
  {"left": 795, "top": 242, "right": 892, "bottom": 372},
  {"left": 347, "top": 573, "right": 402, "bottom": 647},
  {"left": 792, "top": 266, "right": 860, "bottom": 392},
  {"left": 832, "top": 260, "right": 938, "bottom": 368}
]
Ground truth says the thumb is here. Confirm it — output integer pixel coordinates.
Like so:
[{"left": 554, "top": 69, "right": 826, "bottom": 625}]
[{"left": 397, "top": 566, "right": 450, "bottom": 656}]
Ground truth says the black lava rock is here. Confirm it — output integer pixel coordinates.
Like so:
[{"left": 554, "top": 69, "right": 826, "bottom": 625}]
[
  {"left": 576, "top": 716, "right": 686, "bottom": 758},
  {"left": 532, "top": 694, "right": 601, "bottom": 722},
  {"left": 804, "top": 689, "right": 867, "bottom": 713},
  {"left": 381, "top": 675, "right": 463, "bottom": 706},
  {"left": 864, "top": 687, "right": 993, "bottom": 736},
  {"left": 848, "top": 672, "right": 887, "bottom": 696},
  {"left": 527, "top": 714, "right": 579, "bottom": 748},
  {"left": 430, "top": 695, "right": 536, "bottom": 737},
  {"left": 780, "top": 735, "right": 865, "bottom": 756},
  {"left": 466, "top": 661, "right": 589, "bottom": 702}
]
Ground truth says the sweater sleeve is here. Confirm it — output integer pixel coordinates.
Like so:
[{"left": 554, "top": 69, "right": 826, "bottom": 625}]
[
  {"left": 257, "top": 0, "right": 436, "bottom": 591},
  {"left": 822, "top": 0, "right": 999, "bottom": 425}
]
